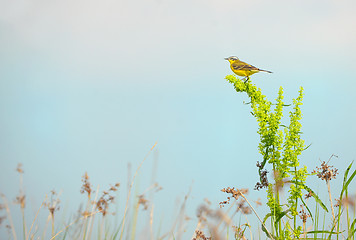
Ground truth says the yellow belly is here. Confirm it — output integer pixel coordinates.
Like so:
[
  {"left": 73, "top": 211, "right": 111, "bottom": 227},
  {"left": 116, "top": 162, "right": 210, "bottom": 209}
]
[{"left": 231, "top": 67, "right": 258, "bottom": 77}]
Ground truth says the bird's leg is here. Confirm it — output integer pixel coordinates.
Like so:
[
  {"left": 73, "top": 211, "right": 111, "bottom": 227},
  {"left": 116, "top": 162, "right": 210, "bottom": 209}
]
[{"left": 244, "top": 76, "right": 250, "bottom": 83}]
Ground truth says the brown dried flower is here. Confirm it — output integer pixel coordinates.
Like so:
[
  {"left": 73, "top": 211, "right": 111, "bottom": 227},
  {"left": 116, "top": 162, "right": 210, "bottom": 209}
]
[
  {"left": 192, "top": 230, "right": 211, "bottom": 240},
  {"left": 80, "top": 172, "right": 92, "bottom": 197},
  {"left": 299, "top": 205, "right": 310, "bottom": 223},
  {"left": 138, "top": 195, "right": 149, "bottom": 210},
  {"left": 312, "top": 161, "right": 338, "bottom": 182}
]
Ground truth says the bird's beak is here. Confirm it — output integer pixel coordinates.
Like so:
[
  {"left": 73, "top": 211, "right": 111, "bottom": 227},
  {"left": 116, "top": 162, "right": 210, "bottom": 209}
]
[{"left": 224, "top": 58, "right": 229, "bottom": 60}]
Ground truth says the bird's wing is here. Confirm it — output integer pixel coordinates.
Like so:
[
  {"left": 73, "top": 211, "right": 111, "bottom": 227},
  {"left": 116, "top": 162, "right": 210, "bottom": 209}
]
[{"left": 231, "top": 62, "right": 259, "bottom": 71}]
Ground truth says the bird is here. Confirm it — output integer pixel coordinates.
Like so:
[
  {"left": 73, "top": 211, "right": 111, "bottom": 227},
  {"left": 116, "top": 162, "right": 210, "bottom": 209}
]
[{"left": 225, "top": 56, "right": 272, "bottom": 82}]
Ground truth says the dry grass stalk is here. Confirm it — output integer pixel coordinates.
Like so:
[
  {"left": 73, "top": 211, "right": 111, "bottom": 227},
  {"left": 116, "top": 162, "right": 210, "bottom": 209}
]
[
  {"left": 49, "top": 210, "right": 102, "bottom": 240},
  {"left": 26, "top": 196, "right": 47, "bottom": 240},
  {"left": 120, "top": 142, "right": 157, "bottom": 240},
  {"left": 312, "top": 155, "right": 339, "bottom": 222},
  {"left": 85, "top": 185, "right": 100, "bottom": 240},
  {"left": 0, "top": 194, "right": 17, "bottom": 240},
  {"left": 220, "top": 187, "right": 273, "bottom": 239}
]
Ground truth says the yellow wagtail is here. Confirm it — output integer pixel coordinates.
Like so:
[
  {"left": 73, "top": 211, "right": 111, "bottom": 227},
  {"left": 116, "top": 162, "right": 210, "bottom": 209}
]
[{"left": 225, "top": 56, "right": 272, "bottom": 82}]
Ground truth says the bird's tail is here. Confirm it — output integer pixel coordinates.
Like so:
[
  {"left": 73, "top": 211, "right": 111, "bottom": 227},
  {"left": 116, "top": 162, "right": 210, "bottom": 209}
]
[{"left": 259, "top": 69, "right": 273, "bottom": 73}]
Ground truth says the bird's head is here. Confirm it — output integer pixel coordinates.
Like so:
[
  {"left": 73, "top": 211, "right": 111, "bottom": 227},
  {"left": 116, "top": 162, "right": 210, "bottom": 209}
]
[{"left": 224, "top": 56, "right": 239, "bottom": 63}]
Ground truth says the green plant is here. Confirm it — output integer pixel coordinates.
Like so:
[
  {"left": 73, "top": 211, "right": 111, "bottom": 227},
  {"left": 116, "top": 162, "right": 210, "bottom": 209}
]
[{"left": 223, "top": 75, "right": 356, "bottom": 239}]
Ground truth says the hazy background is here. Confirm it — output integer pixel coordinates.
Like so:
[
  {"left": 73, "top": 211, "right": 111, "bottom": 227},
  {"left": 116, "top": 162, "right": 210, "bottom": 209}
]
[{"left": 1, "top": 0, "right": 356, "bottom": 237}]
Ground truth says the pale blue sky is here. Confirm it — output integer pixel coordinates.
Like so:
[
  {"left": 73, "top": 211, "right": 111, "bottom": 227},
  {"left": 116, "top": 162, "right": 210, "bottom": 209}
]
[{"left": 1, "top": 0, "right": 356, "bottom": 238}]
